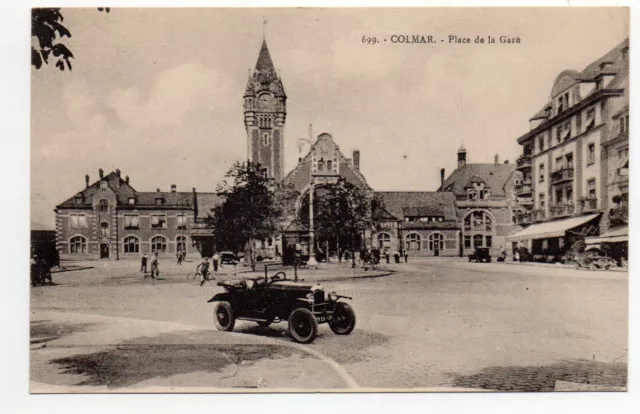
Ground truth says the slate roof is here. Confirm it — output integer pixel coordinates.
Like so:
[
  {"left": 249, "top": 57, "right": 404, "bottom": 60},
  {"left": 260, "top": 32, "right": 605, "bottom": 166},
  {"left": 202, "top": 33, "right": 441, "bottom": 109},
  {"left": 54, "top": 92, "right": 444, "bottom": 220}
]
[
  {"left": 195, "top": 192, "right": 224, "bottom": 219},
  {"left": 440, "top": 163, "right": 516, "bottom": 198},
  {"left": 57, "top": 172, "right": 137, "bottom": 208},
  {"left": 375, "top": 192, "right": 457, "bottom": 221},
  {"left": 255, "top": 39, "right": 275, "bottom": 73},
  {"left": 529, "top": 38, "right": 628, "bottom": 122}
]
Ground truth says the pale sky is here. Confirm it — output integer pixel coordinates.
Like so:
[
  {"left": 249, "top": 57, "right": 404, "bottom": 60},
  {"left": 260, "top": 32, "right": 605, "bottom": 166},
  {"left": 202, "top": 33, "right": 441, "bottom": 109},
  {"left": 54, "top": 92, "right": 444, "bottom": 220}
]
[{"left": 31, "top": 7, "right": 629, "bottom": 229}]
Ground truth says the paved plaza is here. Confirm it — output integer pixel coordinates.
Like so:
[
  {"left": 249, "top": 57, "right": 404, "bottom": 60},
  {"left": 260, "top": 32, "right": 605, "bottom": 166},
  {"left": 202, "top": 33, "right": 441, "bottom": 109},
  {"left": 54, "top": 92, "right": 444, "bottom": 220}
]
[{"left": 30, "top": 258, "right": 627, "bottom": 391}]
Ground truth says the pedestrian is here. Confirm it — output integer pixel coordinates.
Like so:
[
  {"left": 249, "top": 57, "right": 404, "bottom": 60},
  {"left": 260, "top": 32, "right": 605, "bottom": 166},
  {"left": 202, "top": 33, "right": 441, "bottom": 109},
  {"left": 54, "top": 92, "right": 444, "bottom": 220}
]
[
  {"left": 385, "top": 249, "right": 390, "bottom": 264},
  {"left": 177, "top": 249, "right": 183, "bottom": 265},
  {"left": 394, "top": 250, "right": 400, "bottom": 264},
  {"left": 141, "top": 254, "right": 148, "bottom": 275},
  {"left": 212, "top": 251, "right": 220, "bottom": 273},
  {"left": 150, "top": 252, "right": 159, "bottom": 279},
  {"left": 404, "top": 250, "right": 408, "bottom": 263},
  {"left": 515, "top": 249, "right": 520, "bottom": 262}
]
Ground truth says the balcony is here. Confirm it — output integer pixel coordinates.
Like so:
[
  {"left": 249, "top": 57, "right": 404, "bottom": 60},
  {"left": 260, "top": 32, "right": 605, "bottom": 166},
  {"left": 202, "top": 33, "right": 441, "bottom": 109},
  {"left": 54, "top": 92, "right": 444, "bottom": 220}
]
[
  {"left": 549, "top": 203, "right": 575, "bottom": 218},
  {"left": 550, "top": 167, "right": 574, "bottom": 185},
  {"left": 515, "top": 212, "right": 533, "bottom": 225},
  {"left": 515, "top": 185, "right": 532, "bottom": 196},
  {"left": 578, "top": 198, "right": 598, "bottom": 213},
  {"left": 516, "top": 155, "right": 532, "bottom": 171},
  {"left": 533, "top": 209, "right": 547, "bottom": 222}
]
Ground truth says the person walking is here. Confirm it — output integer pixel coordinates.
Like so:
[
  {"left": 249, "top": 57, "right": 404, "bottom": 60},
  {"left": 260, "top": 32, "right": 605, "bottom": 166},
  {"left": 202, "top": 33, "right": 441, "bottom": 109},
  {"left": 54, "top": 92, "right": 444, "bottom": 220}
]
[
  {"left": 385, "top": 249, "right": 390, "bottom": 264},
  {"left": 141, "top": 254, "right": 148, "bottom": 275},
  {"left": 150, "top": 252, "right": 159, "bottom": 279},
  {"left": 404, "top": 250, "right": 409, "bottom": 263},
  {"left": 177, "top": 249, "right": 183, "bottom": 265},
  {"left": 212, "top": 251, "right": 220, "bottom": 273}
]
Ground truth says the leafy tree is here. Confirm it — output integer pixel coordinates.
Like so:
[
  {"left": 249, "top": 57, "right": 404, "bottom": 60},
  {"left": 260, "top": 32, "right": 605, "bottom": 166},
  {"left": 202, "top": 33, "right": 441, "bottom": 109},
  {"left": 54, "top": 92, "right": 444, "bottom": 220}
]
[
  {"left": 31, "top": 7, "right": 110, "bottom": 71},
  {"left": 296, "top": 178, "right": 386, "bottom": 266},
  {"left": 206, "top": 161, "right": 297, "bottom": 271}
]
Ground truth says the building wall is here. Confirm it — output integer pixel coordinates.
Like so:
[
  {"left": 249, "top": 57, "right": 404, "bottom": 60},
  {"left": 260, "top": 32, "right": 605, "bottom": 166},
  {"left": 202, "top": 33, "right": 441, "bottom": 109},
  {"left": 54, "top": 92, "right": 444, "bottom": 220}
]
[
  {"left": 373, "top": 228, "right": 460, "bottom": 257},
  {"left": 57, "top": 207, "right": 195, "bottom": 261}
]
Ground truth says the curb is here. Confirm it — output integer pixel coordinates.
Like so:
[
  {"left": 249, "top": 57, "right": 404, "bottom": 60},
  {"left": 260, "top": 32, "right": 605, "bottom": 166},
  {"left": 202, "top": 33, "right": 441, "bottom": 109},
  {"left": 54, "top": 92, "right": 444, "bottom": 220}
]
[{"left": 504, "top": 261, "right": 627, "bottom": 273}]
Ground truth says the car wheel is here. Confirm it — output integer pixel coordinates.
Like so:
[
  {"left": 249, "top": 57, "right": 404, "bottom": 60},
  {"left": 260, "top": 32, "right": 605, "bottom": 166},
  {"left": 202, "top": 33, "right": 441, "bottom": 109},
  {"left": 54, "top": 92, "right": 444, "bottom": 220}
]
[
  {"left": 288, "top": 308, "right": 318, "bottom": 344},
  {"left": 213, "top": 301, "right": 235, "bottom": 332},
  {"left": 329, "top": 302, "right": 356, "bottom": 335}
]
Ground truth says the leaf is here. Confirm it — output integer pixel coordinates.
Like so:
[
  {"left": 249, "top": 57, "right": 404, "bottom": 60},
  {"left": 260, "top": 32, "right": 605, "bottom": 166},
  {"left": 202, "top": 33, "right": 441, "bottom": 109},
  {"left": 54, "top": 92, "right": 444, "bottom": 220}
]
[
  {"left": 52, "top": 43, "right": 73, "bottom": 58},
  {"left": 41, "top": 48, "right": 50, "bottom": 64},
  {"left": 31, "top": 47, "right": 42, "bottom": 69},
  {"left": 55, "top": 60, "right": 63, "bottom": 71}
]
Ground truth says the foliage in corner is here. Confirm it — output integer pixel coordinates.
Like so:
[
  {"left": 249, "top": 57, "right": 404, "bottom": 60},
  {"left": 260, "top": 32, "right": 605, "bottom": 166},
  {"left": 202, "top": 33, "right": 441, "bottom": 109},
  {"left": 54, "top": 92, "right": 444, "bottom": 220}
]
[{"left": 31, "top": 7, "right": 110, "bottom": 71}]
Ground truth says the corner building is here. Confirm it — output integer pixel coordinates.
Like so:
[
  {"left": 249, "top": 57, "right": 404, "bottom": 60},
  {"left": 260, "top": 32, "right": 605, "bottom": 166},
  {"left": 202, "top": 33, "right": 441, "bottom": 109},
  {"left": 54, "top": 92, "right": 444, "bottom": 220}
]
[{"left": 508, "top": 39, "right": 629, "bottom": 257}]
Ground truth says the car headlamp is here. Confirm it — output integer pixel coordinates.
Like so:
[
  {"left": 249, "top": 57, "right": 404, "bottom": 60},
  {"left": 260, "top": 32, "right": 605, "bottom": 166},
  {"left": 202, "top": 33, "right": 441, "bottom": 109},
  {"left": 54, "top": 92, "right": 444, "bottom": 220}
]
[
  {"left": 329, "top": 291, "right": 338, "bottom": 302},
  {"left": 306, "top": 292, "right": 315, "bottom": 303}
]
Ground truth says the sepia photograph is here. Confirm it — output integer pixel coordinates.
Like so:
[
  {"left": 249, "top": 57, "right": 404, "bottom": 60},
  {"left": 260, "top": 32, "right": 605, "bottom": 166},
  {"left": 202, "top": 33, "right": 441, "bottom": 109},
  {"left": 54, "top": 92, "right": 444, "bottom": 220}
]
[{"left": 27, "top": 5, "right": 630, "bottom": 394}]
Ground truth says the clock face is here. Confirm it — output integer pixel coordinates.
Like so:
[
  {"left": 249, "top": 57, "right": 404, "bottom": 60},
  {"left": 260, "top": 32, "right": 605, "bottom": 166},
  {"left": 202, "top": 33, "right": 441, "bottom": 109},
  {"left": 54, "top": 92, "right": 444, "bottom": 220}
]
[{"left": 258, "top": 94, "right": 273, "bottom": 109}]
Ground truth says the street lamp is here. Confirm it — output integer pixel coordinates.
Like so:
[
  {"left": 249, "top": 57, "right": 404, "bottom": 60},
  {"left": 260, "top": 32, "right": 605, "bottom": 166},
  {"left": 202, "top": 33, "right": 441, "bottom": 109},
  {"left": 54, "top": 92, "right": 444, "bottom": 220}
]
[{"left": 297, "top": 135, "right": 318, "bottom": 268}]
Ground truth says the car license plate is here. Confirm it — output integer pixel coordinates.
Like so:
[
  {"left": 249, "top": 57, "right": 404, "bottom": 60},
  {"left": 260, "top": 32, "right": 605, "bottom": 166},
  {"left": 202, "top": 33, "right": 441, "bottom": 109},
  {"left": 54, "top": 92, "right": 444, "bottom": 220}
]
[{"left": 316, "top": 315, "right": 331, "bottom": 323}]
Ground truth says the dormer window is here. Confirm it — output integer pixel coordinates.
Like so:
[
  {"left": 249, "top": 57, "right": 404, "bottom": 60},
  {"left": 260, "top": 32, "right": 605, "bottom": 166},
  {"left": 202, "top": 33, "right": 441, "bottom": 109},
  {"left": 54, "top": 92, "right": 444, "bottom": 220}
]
[
  {"left": 556, "top": 91, "right": 570, "bottom": 114},
  {"left": 128, "top": 197, "right": 136, "bottom": 205},
  {"left": 74, "top": 196, "right": 83, "bottom": 205},
  {"left": 155, "top": 197, "right": 164, "bottom": 205},
  {"left": 467, "top": 190, "right": 477, "bottom": 200},
  {"left": 100, "top": 181, "right": 108, "bottom": 192}
]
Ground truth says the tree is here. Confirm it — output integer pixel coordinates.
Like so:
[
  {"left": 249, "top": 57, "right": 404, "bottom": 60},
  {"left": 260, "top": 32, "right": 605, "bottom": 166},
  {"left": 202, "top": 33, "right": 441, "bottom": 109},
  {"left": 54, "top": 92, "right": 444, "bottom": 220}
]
[
  {"left": 31, "top": 8, "right": 110, "bottom": 71},
  {"left": 296, "top": 178, "right": 386, "bottom": 266},
  {"left": 206, "top": 161, "right": 297, "bottom": 271}
]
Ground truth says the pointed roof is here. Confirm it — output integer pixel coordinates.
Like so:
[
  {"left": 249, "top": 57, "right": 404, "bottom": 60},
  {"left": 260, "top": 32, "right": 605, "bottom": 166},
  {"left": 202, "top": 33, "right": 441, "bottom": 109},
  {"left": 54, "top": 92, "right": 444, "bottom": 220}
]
[{"left": 255, "top": 39, "right": 275, "bottom": 73}]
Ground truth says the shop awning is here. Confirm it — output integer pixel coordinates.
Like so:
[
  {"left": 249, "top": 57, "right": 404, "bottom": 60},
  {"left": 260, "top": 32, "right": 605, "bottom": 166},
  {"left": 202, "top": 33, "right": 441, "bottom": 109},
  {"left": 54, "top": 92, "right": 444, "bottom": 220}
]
[
  {"left": 586, "top": 226, "right": 628, "bottom": 244},
  {"left": 506, "top": 213, "right": 599, "bottom": 242}
]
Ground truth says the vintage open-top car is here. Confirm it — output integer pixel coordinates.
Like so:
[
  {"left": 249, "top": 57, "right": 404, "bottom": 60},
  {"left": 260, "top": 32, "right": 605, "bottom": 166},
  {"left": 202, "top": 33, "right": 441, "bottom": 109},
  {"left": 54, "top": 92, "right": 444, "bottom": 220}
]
[{"left": 207, "top": 271, "right": 356, "bottom": 343}]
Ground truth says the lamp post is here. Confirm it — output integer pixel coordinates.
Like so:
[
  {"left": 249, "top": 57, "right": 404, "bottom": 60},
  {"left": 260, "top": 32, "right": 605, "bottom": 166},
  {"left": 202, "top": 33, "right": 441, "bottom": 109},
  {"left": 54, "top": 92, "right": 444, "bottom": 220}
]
[{"left": 298, "top": 132, "right": 319, "bottom": 268}]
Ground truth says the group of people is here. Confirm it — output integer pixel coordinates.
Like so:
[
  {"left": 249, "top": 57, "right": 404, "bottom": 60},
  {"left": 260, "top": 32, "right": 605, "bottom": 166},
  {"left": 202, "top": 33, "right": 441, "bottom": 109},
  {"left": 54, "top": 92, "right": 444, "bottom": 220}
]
[
  {"left": 196, "top": 252, "right": 221, "bottom": 286},
  {"left": 140, "top": 250, "right": 223, "bottom": 284},
  {"left": 140, "top": 252, "right": 160, "bottom": 278},
  {"left": 338, "top": 247, "right": 409, "bottom": 267}
]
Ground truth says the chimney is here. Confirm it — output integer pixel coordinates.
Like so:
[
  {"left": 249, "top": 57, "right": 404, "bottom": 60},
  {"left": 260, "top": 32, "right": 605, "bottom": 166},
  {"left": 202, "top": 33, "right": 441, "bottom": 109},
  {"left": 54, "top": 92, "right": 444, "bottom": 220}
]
[
  {"left": 353, "top": 150, "right": 360, "bottom": 171},
  {"left": 192, "top": 187, "right": 198, "bottom": 218},
  {"left": 116, "top": 169, "right": 121, "bottom": 178},
  {"left": 115, "top": 169, "right": 121, "bottom": 187},
  {"left": 494, "top": 154, "right": 499, "bottom": 165},
  {"left": 99, "top": 168, "right": 104, "bottom": 180},
  {"left": 85, "top": 174, "right": 89, "bottom": 188},
  {"left": 440, "top": 168, "right": 445, "bottom": 191},
  {"left": 156, "top": 188, "right": 161, "bottom": 193},
  {"left": 125, "top": 175, "right": 129, "bottom": 184},
  {"left": 457, "top": 145, "right": 467, "bottom": 169},
  {"left": 171, "top": 184, "right": 177, "bottom": 193}
]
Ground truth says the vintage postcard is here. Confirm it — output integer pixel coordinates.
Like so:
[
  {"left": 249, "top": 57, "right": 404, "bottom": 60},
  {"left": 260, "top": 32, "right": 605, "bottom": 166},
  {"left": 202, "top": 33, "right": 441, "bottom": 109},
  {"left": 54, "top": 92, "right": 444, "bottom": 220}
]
[{"left": 30, "top": 7, "right": 629, "bottom": 393}]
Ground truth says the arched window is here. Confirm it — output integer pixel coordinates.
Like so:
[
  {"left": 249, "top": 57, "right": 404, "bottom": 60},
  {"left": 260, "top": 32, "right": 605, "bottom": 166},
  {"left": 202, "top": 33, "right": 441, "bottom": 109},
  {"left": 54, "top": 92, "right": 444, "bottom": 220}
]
[
  {"left": 327, "top": 160, "right": 333, "bottom": 172},
  {"left": 99, "top": 199, "right": 108, "bottom": 212},
  {"left": 151, "top": 236, "right": 167, "bottom": 253},
  {"left": 100, "top": 222, "right": 109, "bottom": 237},
  {"left": 464, "top": 211, "right": 493, "bottom": 232},
  {"left": 69, "top": 236, "right": 87, "bottom": 254},
  {"left": 405, "top": 233, "right": 421, "bottom": 251},
  {"left": 428, "top": 233, "right": 444, "bottom": 251},
  {"left": 123, "top": 236, "right": 140, "bottom": 254},
  {"left": 176, "top": 236, "right": 187, "bottom": 253},
  {"left": 377, "top": 233, "right": 391, "bottom": 249}
]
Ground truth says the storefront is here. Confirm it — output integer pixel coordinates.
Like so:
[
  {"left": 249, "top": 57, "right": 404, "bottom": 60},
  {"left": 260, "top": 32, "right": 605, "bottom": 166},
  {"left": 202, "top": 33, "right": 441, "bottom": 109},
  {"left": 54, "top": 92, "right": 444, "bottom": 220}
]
[
  {"left": 506, "top": 213, "right": 600, "bottom": 257},
  {"left": 585, "top": 225, "right": 628, "bottom": 262}
]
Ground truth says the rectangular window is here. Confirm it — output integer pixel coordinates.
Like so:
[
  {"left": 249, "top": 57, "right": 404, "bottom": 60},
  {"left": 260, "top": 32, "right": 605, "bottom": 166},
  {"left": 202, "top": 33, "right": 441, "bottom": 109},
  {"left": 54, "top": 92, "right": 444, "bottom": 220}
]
[
  {"left": 587, "top": 143, "right": 596, "bottom": 165},
  {"left": 565, "top": 153, "right": 573, "bottom": 169},
  {"left": 555, "top": 189, "right": 563, "bottom": 204},
  {"left": 485, "top": 236, "right": 492, "bottom": 248},
  {"left": 473, "top": 235, "right": 483, "bottom": 248},
  {"left": 151, "top": 214, "right": 167, "bottom": 229},
  {"left": 177, "top": 215, "right": 187, "bottom": 230},
  {"left": 464, "top": 236, "right": 471, "bottom": 249},
  {"left": 124, "top": 215, "right": 140, "bottom": 230},
  {"left": 539, "top": 193, "right": 546, "bottom": 210},
  {"left": 576, "top": 113, "right": 582, "bottom": 134},
  {"left": 586, "top": 108, "right": 596, "bottom": 130},
  {"left": 538, "top": 136, "right": 545, "bottom": 152},
  {"left": 566, "top": 187, "right": 573, "bottom": 203},
  {"left": 69, "top": 214, "right": 87, "bottom": 228},
  {"left": 155, "top": 198, "right": 164, "bottom": 205},
  {"left": 539, "top": 164, "right": 545, "bottom": 182},
  {"left": 620, "top": 116, "right": 627, "bottom": 133},
  {"left": 587, "top": 179, "right": 597, "bottom": 199}
]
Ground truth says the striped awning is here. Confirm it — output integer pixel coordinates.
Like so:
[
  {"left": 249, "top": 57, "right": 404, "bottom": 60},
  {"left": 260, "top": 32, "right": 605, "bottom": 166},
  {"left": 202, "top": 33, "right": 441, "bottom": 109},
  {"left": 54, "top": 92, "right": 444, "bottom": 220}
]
[
  {"left": 586, "top": 226, "right": 628, "bottom": 244},
  {"left": 506, "top": 213, "right": 599, "bottom": 242}
]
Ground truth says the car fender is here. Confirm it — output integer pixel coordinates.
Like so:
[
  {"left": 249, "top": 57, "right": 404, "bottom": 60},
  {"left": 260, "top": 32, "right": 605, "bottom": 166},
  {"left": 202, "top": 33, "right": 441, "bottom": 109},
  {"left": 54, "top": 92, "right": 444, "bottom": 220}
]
[{"left": 207, "top": 292, "right": 232, "bottom": 303}]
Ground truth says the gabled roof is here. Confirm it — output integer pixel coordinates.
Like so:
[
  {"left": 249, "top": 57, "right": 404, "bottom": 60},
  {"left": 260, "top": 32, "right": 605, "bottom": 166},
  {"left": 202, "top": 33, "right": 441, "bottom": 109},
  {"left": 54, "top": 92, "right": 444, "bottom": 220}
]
[
  {"left": 375, "top": 191, "right": 457, "bottom": 221},
  {"left": 133, "top": 192, "right": 193, "bottom": 207},
  {"left": 255, "top": 39, "right": 275, "bottom": 74},
  {"left": 441, "top": 163, "right": 517, "bottom": 197},
  {"left": 57, "top": 172, "right": 137, "bottom": 208}
]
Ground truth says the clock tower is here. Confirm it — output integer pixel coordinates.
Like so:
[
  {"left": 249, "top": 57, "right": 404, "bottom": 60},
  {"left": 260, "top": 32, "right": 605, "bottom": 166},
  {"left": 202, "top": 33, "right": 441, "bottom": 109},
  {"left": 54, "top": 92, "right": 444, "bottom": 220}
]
[{"left": 244, "top": 39, "right": 287, "bottom": 180}]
